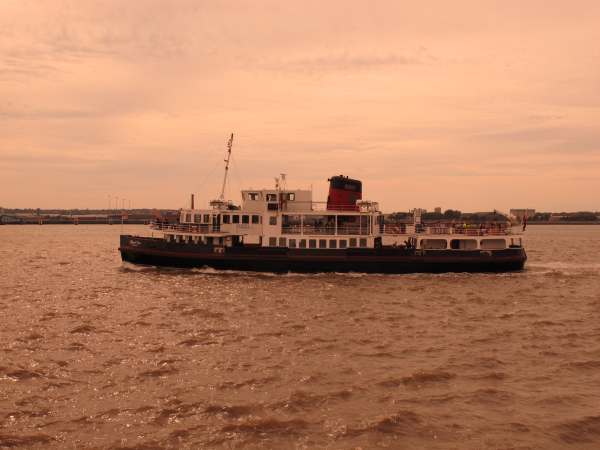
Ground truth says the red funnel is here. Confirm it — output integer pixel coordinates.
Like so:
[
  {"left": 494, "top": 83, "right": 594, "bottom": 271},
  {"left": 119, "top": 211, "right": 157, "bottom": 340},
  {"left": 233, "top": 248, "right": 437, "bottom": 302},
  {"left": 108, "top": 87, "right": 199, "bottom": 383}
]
[{"left": 326, "top": 175, "right": 362, "bottom": 211}]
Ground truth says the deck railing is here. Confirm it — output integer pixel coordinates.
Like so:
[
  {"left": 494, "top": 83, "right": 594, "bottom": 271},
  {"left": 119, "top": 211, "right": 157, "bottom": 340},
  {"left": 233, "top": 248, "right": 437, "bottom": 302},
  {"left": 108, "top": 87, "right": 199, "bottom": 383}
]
[
  {"left": 382, "top": 223, "right": 514, "bottom": 236},
  {"left": 151, "top": 222, "right": 221, "bottom": 234},
  {"left": 151, "top": 220, "right": 514, "bottom": 237},
  {"left": 335, "top": 225, "right": 370, "bottom": 235},
  {"left": 281, "top": 225, "right": 370, "bottom": 236},
  {"left": 450, "top": 227, "right": 513, "bottom": 236},
  {"left": 383, "top": 224, "right": 411, "bottom": 235}
]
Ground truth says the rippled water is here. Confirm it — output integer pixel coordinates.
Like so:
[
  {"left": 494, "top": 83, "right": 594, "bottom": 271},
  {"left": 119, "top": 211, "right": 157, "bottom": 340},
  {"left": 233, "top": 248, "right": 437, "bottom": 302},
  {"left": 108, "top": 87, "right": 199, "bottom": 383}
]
[{"left": 1, "top": 224, "right": 600, "bottom": 449}]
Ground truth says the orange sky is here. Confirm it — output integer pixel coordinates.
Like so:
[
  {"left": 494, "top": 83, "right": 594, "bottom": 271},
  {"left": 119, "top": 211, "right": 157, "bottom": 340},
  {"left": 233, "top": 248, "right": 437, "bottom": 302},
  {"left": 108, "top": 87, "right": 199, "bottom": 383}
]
[{"left": 1, "top": 0, "right": 599, "bottom": 212}]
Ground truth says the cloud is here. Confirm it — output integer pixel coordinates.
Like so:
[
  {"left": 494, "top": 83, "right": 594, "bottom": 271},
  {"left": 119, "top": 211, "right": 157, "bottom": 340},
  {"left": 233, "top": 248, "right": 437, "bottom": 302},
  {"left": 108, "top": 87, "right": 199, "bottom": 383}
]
[
  {"left": 469, "top": 125, "right": 600, "bottom": 155},
  {"left": 0, "top": 107, "right": 100, "bottom": 120},
  {"left": 262, "top": 49, "right": 437, "bottom": 74},
  {"left": 1, "top": 1, "right": 600, "bottom": 210}
]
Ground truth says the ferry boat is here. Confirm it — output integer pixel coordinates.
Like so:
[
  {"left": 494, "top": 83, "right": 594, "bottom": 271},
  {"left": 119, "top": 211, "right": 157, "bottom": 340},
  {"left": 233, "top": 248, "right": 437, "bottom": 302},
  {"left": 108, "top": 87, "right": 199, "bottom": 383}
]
[{"left": 119, "top": 136, "right": 526, "bottom": 273}]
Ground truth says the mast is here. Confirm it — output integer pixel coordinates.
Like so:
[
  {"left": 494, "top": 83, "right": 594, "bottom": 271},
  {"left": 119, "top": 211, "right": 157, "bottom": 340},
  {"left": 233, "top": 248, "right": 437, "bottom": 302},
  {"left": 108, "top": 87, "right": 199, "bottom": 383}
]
[{"left": 219, "top": 133, "right": 234, "bottom": 201}]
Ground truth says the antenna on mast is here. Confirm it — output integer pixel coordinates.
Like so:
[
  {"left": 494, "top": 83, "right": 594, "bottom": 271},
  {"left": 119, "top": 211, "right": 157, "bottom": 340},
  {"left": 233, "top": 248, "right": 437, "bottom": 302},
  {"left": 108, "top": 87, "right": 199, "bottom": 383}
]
[
  {"left": 219, "top": 133, "right": 234, "bottom": 201},
  {"left": 280, "top": 173, "right": 286, "bottom": 191},
  {"left": 210, "top": 133, "right": 234, "bottom": 210}
]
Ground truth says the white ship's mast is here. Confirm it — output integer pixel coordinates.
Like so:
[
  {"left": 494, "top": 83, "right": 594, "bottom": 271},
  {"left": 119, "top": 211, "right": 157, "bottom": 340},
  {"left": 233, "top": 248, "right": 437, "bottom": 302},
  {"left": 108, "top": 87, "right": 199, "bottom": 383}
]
[
  {"left": 219, "top": 133, "right": 234, "bottom": 201},
  {"left": 210, "top": 133, "right": 234, "bottom": 210}
]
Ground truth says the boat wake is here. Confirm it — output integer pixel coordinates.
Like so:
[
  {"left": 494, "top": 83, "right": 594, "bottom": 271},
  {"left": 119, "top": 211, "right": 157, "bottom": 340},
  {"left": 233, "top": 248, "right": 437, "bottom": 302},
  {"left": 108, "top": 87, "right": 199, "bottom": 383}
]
[
  {"left": 120, "top": 262, "right": 532, "bottom": 279},
  {"left": 526, "top": 262, "right": 600, "bottom": 276},
  {"left": 119, "top": 261, "right": 158, "bottom": 272},
  {"left": 528, "top": 262, "right": 600, "bottom": 271}
]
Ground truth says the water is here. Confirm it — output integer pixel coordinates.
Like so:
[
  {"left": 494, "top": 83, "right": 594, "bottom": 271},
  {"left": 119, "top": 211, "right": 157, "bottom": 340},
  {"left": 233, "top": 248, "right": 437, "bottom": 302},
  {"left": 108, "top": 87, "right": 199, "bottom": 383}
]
[{"left": 1, "top": 225, "right": 600, "bottom": 449}]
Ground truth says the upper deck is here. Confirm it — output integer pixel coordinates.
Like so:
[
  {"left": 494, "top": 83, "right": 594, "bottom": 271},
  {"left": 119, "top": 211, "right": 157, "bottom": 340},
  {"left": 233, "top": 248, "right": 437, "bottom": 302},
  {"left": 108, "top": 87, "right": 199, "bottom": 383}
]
[
  {"left": 149, "top": 183, "right": 523, "bottom": 251},
  {"left": 153, "top": 200, "right": 519, "bottom": 252}
]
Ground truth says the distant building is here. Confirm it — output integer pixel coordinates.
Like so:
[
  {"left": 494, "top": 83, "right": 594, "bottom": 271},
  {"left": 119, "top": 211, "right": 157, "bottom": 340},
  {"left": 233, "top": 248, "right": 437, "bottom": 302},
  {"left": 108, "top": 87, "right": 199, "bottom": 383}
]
[
  {"left": 411, "top": 208, "right": 427, "bottom": 224},
  {"left": 0, "top": 214, "right": 21, "bottom": 224},
  {"left": 434, "top": 207, "right": 442, "bottom": 214},
  {"left": 510, "top": 209, "right": 535, "bottom": 220}
]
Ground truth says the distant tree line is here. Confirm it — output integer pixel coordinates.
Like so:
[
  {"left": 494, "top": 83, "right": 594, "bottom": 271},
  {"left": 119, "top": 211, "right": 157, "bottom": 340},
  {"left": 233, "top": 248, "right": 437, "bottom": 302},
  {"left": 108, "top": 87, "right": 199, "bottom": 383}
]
[
  {"left": 422, "top": 209, "right": 463, "bottom": 220},
  {"left": 385, "top": 209, "right": 509, "bottom": 223},
  {"left": 532, "top": 212, "right": 599, "bottom": 222},
  {"left": 385, "top": 209, "right": 599, "bottom": 224},
  {"left": 1, "top": 208, "right": 177, "bottom": 215}
]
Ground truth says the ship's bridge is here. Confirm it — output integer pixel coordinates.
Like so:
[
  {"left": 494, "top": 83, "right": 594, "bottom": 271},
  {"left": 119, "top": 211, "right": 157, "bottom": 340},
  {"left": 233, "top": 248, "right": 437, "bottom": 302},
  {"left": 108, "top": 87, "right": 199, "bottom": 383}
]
[{"left": 240, "top": 189, "right": 312, "bottom": 213}]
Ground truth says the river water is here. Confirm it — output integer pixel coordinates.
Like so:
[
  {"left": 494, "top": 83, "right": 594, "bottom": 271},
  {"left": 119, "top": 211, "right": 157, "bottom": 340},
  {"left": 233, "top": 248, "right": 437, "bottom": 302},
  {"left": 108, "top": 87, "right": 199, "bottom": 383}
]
[{"left": 1, "top": 225, "right": 600, "bottom": 449}]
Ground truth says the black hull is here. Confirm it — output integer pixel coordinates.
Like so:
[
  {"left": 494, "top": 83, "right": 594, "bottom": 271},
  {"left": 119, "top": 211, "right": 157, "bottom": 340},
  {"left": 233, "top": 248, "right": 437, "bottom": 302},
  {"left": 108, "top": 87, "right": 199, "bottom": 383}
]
[{"left": 119, "top": 235, "right": 526, "bottom": 274}]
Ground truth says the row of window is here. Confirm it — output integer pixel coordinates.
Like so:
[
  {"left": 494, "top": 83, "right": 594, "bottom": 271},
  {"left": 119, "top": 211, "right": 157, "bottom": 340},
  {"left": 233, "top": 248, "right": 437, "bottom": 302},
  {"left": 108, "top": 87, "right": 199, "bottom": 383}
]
[
  {"left": 222, "top": 214, "right": 261, "bottom": 224},
  {"left": 169, "top": 235, "right": 224, "bottom": 245},
  {"left": 246, "top": 192, "right": 296, "bottom": 201},
  {"left": 185, "top": 213, "right": 372, "bottom": 228},
  {"left": 184, "top": 213, "right": 262, "bottom": 225},
  {"left": 419, "top": 238, "right": 509, "bottom": 250},
  {"left": 268, "top": 237, "right": 368, "bottom": 248},
  {"left": 192, "top": 214, "right": 209, "bottom": 224}
]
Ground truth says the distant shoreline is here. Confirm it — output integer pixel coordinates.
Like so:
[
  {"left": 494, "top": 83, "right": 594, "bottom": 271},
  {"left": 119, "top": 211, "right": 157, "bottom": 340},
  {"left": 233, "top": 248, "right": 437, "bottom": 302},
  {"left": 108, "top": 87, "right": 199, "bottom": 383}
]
[
  {"left": 0, "top": 220, "right": 150, "bottom": 225},
  {"left": 2, "top": 221, "right": 598, "bottom": 226},
  {"left": 527, "top": 221, "right": 600, "bottom": 225}
]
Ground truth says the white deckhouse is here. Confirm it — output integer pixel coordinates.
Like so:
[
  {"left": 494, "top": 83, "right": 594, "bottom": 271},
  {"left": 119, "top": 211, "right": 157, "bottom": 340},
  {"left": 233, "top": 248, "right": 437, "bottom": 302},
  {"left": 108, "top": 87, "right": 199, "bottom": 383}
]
[
  {"left": 150, "top": 133, "right": 522, "bottom": 253},
  {"left": 152, "top": 184, "right": 522, "bottom": 252}
]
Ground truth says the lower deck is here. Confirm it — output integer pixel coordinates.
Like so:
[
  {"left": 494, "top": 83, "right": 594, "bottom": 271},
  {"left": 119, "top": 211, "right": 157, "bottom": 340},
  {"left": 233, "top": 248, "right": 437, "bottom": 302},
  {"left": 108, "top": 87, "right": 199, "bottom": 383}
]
[
  {"left": 120, "top": 235, "right": 527, "bottom": 273},
  {"left": 162, "top": 232, "right": 523, "bottom": 252}
]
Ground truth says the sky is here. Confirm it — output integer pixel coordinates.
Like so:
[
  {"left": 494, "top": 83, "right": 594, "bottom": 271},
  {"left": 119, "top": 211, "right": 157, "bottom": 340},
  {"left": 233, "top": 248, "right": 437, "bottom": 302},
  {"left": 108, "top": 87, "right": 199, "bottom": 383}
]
[{"left": 1, "top": 0, "right": 599, "bottom": 212}]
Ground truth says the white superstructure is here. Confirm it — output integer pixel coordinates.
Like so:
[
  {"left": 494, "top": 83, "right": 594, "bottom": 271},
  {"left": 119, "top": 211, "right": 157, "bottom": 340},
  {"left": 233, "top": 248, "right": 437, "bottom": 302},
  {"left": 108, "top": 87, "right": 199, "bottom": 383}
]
[
  {"left": 151, "top": 183, "right": 522, "bottom": 251},
  {"left": 150, "top": 133, "right": 523, "bottom": 252}
]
